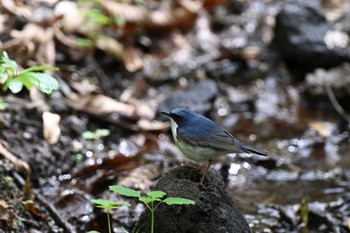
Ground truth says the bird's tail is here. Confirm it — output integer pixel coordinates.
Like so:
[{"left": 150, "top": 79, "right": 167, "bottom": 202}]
[{"left": 238, "top": 141, "right": 268, "bottom": 156}]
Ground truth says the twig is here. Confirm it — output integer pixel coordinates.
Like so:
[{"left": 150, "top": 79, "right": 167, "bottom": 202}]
[
  {"left": 87, "top": 55, "right": 113, "bottom": 96},
  {"left": 0, "top": 140, "right": 32, "bottom": 198},
  {"left": 12, "top": 172, "right": 76, "bottom": 233},
  {"left": 325, "top": 82, "right": 350, "bottom": 123}
]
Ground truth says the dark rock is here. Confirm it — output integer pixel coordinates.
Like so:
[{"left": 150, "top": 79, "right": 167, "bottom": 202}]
[
  {"left": 134, "top": 166, "right": 251, "bottom": 233},
  {"left": 205, "top": 59, "right": 243, "bottom": 81},
  {"left": 273, "top": 0, "right": 350, "bottom": 74},
  {"left": 65, "top": 115, "right": 87, "bottom": 135},
  {"left": 158, "top": 79, "right": 217, "bottom": 116},
  {"left": 144, "top": 45, "right": 220, "bottom": 83},
  {"left": 227, "top": 0, "right": 247, "bottom": 15},
  {"left": 51, "top": 91, "right": 69, "bottom": 112},
  {"left": 301, "top": 63, "right": 350, "bottom": 110}
]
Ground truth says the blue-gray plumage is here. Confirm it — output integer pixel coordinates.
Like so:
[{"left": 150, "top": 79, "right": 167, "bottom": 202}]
[{"left": 162, "top": 108, "right": 268, "bottom": 186}]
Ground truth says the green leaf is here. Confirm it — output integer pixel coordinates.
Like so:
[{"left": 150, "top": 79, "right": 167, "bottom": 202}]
[
  {"left": 0, "top": 51, "right": 9, "bottom": 62},
  {"left": 22, "top": 66, "right": 59, "bottom": 73},
  {"left": 0, "top": 52, "right": 17, "bottom": 69},
  {"left": 0, "top": 67, "right": 8, "bottom": 78},
  {"left": 0, "top": 68, "right": 5, "bottom": 76},
  {"left": 17, "top": 72, "right": 59, "bottom": 94},
  {"left": 0, "top": 51, "right": 9, "bottom": 61},
  {"left": 91, "top": 199, "right": 116, "bottom": 207},
  {"left": 17, "top": 73, "right": 38, "bottom": 90},
  {"left": 82, "top": 131, "right": 97, "bottom": 139},
  {"left": 139, "top": 197, "right": 153, "bottom": 204},
  {"left": 87, "top": 231, "right": 100, "bottom": 233},
  {"left": 88, "top": 9, "right": 112, "bottom": 25},
  {"left": 132, "top": 0, "right": 145, "bottom": 6},
  {"left": 115, "top": 16, "right": 126, "bottom": 27},
  {"left": 109, "top": 185, "right": 141, "bottom": 198},
  {"left": 163, "top": 197, "right": 195, "bottom": 206},
  {"left": 82, "top": 129, "right": 109, "bottom": 139},
  {"left": 32, "top": 72, "right": 59, "bottom": 94},
  {"left": 0, "top": 52, "right": 59, "bottom": 95},
  {"left": 7, "top": 78, "right": 23, "bottom": 93},
  {"left": 95, "top": 129, "right": 110, "bottom": 137},
  {"left": 76, "top": 38, "right": 94, "bottom": 47},
  {"left": 22, "top": 199, "right": 34, "bottom": 205},
  {"left": 91, "top": 199, "right": 130, "bottom": 209},
  {"left": 0, "top": 99, "right": 7, "bottom": 110},
  {"left": 147, "top": 191, "right": 166, "bottom": 199}
]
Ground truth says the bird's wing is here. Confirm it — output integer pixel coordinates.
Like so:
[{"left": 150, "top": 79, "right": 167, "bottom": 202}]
[
  {"left": 177, "top": 125, "right": 241, "bottom": 152},
  {"left": 178, "top": 126, "right": 268, "bottom": 156}
]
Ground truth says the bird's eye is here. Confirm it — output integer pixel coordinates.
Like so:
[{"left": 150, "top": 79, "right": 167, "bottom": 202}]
[{"left": 173, "top": 114, "right": 183, "bottom": 121}]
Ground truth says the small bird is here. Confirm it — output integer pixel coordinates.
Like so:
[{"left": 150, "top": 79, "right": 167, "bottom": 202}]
[{"left": 162, "top": 108, "right": 268, "bottom": 186}]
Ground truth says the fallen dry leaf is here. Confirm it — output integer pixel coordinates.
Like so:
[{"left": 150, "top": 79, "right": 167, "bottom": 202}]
[
  {"left": 11, "top": 23, "right": 49, "bottom": 44},
  {"left": 321, "top": 0, "right": 348, "bottom": 22},
  {"left": 308, "top": 121, "right": 336, "bottom": 137},
  {"left": 54, "top": 1, "right": 84, "bottom": 33},
  {"left": 42, "top": 111, "right": 61, "bottom": 144},
  {"left": 119, "top": 163, "right": 162, "bottom": 191},
  {"left": 3, "top": 23, "right": 56, "bottom": 66},
  {"left": 0, "top": 140, "right": 32, "bottom": 198},
  {"left": 65, "top": 93, "right": 136, "bottom": 118},
  {"left": 120, "top": 89, "right": 155, "bottom": 120},
  {"left": 53, "top": 25, "right": 81, "bottom": 48},
  {"left": 33, "top": 0, "right": 59, "bottom": 5},
  {"left": 239, "top": 46, "right": 261, "bottom": 62},
  {"left": 30, "top": 88, "right": 50, "bottom": 112},
  {"left": 0, "top": 200, "right": 15, "bottom": 228},
  {"left": 101, "top": 0, "right": 199, "bottom": 30},
  {"left": 0, "top": 141, "right": 31, "bottom": 175},
  {"left": 0, "top": 38, "right": 34, "bottom": 62},
  {"left": 0, "top": 200, "right": 9, "bottom": 221},
  {"left": 1, "top": 0, "right": 32, "bottom": 18},
  {"left": 137, "top": 119, "right": 170, "bottom": 131},
  {"left": 123, "top": 46, "right": 144, "bottom": 72},
  {"left": 69, "top": 79, "right": 100, "bottom": 95},
  {"left": 0, "top": 15, "right": 6, "bottom": 33},
  {"left": 96, "top": 35, "right": 124, "bottom": 60},
  {"left": 35, "top": 34, "right": 56, "bottom": 67},
  {"left": 178, "top": 0, "right": 203, "bottom": 13}
]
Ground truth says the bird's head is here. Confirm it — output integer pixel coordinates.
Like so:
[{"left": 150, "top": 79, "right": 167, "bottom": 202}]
[{"left": 161, "top": 108, "right": 196, "bottom": 126}]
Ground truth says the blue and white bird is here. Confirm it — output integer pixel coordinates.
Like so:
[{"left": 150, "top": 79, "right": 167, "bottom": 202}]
[{"left": 162, "top": 108, "right": 268, "bottom": 186}]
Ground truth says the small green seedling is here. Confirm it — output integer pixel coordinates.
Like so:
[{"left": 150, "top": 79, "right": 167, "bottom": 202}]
[
  {"left": 0, "top": 98, "right": 7, "bottom": 110},
  {"left": 0, "top": 51, "right": 59, "bottom": 94},
  {"left": 109, "top": 185, "right": 195, "bottom": 233},
  {"left": 82, "top": 129, "right": 110, "bottom": 140},
  {"left": 91, "top": 199, "right": 130, "bottom": 233},
  {"left": 82, "top": 8, "right": 112, "bottom": 26}
]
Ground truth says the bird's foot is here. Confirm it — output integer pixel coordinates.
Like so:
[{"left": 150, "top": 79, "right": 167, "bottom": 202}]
[
  {"left": 199, "top": 173, "right": 207, "bottom": 188},
  {"left": 198, "top": 160, "right": 213, "bottom": 188},
  {"left": 178, "top": 161, "right": 213, "bottom": 188}
]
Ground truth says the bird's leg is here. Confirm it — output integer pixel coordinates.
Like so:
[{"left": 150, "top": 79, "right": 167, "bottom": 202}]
[{"left": 199, "top": 160, "right": 213, "bottom": 187}]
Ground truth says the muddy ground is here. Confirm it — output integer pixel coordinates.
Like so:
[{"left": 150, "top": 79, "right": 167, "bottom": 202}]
[{"left": 1, "top": 0, "right": 350, "bottom": 232}]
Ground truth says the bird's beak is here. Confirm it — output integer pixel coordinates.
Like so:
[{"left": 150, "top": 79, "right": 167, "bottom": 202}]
[{"left": 161, "top": 111, "right": 171, "bottom": 117}]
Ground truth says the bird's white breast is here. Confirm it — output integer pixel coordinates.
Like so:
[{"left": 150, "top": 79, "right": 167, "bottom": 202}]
[
  {"left": 169, "top": 118, "right": 224, "bottom": 161},
  {"left": 169, "top": 119, "right": 179, "bottom": 144}
]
